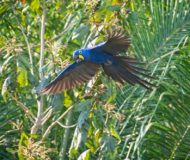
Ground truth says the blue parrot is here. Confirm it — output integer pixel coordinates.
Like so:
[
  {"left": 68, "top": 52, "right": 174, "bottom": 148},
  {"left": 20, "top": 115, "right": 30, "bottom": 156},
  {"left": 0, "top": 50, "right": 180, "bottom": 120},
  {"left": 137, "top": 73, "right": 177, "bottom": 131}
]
[{"left": 41, "top": 31, "right": 153, "bottom": 94}]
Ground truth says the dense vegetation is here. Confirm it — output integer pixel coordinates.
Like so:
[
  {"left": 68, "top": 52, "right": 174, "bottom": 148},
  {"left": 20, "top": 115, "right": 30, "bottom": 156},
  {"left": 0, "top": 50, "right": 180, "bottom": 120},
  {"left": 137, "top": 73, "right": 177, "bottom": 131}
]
[{"left": 0, "top": 0, "right": 190, "bottom": 159}]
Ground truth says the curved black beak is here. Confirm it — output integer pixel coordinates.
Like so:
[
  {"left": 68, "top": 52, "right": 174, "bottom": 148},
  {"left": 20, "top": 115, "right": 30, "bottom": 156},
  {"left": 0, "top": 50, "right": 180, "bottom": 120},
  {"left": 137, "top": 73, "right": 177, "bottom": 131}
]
[{"left": 73, "top": 55, "right": 84, "bottom": 63}]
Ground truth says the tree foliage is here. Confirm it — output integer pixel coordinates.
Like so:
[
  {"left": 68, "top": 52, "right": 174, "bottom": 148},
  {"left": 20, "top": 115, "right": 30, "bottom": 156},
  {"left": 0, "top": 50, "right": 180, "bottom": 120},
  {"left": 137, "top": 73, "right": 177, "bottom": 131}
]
[{"left": 0, "top": 0, "right": 190, "bottom": 159}]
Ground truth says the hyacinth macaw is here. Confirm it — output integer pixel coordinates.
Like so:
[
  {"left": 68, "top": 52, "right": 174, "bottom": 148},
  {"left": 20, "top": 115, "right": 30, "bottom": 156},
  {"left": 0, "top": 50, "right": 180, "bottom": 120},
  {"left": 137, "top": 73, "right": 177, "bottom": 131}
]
[{"left": 41, "top": 31, "right": 153, "bottom": 94}]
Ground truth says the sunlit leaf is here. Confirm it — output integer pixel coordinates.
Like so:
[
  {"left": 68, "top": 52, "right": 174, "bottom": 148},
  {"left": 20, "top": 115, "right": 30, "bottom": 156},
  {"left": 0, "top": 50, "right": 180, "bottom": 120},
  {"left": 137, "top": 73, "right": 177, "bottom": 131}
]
[
  {"left": 69, "top": 147, "right": 78, "bottom": 159},
  {"left": 63, "top": 91, "right": 72, "bottom": 107},
  {"left": 111, "top": 0, "right": 122, "bottom": 5},
  {"left": 95, "top": 129, "right": 101, "bottom": 146},
  {"left": 78, "top": 149, "right": 90, "bottom": 160},
  {"left": 0, "top": 3, "right": 8, "bottom": 16},
  {"left": 17, "top": 67, "right": 28, "bottom": 87},
  {"left": 110, "top": 127, "right": 121, "bottom": 143},
  {"left": 30, "top": 0, "right": 40, "bottom": 12},
  {"left": 1, "top": 76, "right": 10, "bottom": 100}
]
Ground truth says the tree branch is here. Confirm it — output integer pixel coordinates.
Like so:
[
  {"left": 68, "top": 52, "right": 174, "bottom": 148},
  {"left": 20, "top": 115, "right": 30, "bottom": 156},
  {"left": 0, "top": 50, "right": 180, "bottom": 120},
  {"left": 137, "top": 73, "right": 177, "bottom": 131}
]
[
  {"left": 31, "top": 1, "right": 46, "bottom": 134},
  {"left": 59, "top": 110, "right": 74, "bottom": 160}
]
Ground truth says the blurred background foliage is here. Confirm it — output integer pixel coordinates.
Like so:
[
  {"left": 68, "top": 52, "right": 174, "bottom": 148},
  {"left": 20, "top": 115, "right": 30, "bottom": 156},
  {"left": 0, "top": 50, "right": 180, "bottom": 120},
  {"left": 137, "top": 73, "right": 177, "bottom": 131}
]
[{"left": 0, "top": 0, "right": 190, "bottom": 159}]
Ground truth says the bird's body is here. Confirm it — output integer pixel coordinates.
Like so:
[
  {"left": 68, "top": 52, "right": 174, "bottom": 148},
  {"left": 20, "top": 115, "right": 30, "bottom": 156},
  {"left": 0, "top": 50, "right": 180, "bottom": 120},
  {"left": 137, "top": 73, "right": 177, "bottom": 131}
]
[
  {"left": 41, "top": 31, "right": 153, "bottom": 94},
  {"left": 74, "top": 44, "right": 113, "bottom": 64}
]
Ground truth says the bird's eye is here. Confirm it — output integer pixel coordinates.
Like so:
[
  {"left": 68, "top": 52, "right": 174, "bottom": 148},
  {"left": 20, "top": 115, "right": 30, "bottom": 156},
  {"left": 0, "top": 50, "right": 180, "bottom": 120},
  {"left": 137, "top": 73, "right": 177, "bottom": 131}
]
[{"left": 79, "top": 50, "right": 82, "bottom": 54}]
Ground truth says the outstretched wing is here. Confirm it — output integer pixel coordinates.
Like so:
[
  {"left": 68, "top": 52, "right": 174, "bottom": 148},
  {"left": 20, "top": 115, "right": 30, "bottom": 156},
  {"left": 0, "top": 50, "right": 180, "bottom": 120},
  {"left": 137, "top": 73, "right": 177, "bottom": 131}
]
[
  {"left": 41, "top": 62, "right": 99, "bottom": 94},
  {"left": 92, "top": 30, "right": 130, "bottom": 55},
  {"left": 102, "top": 56, "right": 155, "bottom": 89}
]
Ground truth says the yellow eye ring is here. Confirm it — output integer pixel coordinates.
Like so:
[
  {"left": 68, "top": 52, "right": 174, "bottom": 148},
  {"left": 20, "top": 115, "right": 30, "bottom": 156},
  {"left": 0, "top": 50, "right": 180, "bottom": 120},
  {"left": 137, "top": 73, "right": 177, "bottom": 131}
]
[{"left": 79, "top": 50, "right": 82, "bottom": 54}]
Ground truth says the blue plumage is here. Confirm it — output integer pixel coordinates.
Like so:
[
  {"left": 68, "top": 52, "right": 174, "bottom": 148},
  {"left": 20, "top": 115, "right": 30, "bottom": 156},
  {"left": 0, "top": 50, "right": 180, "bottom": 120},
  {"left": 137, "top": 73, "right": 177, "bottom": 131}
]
[{"left": 41, "top": 31, "right": 153, "bottom": 94}]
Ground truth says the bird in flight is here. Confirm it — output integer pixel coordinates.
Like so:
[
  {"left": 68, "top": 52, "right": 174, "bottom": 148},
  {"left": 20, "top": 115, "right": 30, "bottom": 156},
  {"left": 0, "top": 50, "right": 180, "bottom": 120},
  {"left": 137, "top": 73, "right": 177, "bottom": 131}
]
[{"left": 41, "top": 30, "right": 153, "bottom": 94}]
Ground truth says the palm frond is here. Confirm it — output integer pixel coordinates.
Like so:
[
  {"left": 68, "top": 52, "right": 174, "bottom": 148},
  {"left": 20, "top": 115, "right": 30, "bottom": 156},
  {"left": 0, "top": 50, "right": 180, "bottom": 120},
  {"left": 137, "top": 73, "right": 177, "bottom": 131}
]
[{"left": 115, "top": 0, "right": 190, "bottom": 159}]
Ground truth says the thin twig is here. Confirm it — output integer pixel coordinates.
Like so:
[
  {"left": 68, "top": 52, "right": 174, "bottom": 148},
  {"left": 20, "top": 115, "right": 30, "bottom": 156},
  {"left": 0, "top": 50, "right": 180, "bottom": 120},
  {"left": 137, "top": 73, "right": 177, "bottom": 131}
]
[
  {"left": 11, "top": 95, "right": 35, "bottom": 123},
  {"left": 56, "top": 121, "right": 77, "bottom": 129},
  {"left": 42, "top": 106, "right": 53, "bottom": 117},
  {"left": 41, "top": 108, "right": 53, "bottom": 125},
  {"left": 13, "top": 8, "right": 34, "bottom": 76},
  {"left": 42, "top": 105, "right": 74, "bottom": 140},
  {"left": 19, "top": 25, "right": 34, "bottom": 75}
]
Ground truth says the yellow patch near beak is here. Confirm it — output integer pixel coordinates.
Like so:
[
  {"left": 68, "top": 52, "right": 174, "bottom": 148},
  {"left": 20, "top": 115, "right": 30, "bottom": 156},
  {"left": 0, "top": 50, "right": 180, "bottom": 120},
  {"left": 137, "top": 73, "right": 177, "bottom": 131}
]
[{"left": 79, "top": 55, "right": 84, "bottom": 60}]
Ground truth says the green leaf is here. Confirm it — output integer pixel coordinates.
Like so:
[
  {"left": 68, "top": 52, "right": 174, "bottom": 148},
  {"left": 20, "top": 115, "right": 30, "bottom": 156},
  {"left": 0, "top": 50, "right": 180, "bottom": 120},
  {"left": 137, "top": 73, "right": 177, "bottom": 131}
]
[
  {"left": 63, "top": 91, "right": 73, "bottom": 107},
  {"left": 30, "top": 0, "right": 40, "bottom": 12},
  {"left": 18, "top": 132, "right": 29, "bottom": 160},
  {"left": 17, "top": 67, "right": 28, "bottom": 87},
  {"left": 1, "top": 76, "right": 10, "bottom": 100},
  {"left": 69, "top": 147, "right": 79, "bottom": 159},
  {"left": 108, "top": 5, "right": 120, "bottom": 11},
  {"left": 95, "top": 129, "right": 101, "bottom": 146},
  {"left": 0, "top": 3, "right": 8, "bottom": 16},
  {"left": 74, "top": 99, "right": 92, "bottom": 112},
  {"left": 110, "top": 127, "right": 121, "bottom": 143},
  {"left": 72, "top": 25, "right": 90, "bottom": 42},
  {"left": 78, "top": 149, "right": 90, "bottom": 160}
]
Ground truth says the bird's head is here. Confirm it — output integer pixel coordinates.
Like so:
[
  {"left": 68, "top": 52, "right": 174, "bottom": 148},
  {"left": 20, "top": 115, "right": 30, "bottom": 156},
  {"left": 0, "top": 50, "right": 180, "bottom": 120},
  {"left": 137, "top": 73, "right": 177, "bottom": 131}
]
[{"left": 73, "top": 49, "right": 85, "bottom": 63}]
